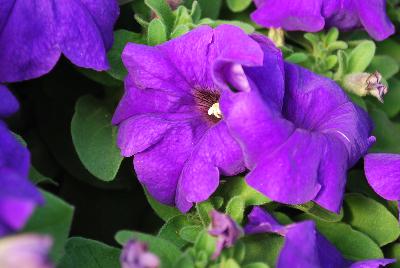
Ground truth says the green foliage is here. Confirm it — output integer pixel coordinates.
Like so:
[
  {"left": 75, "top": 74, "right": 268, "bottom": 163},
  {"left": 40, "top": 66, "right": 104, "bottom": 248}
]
[
  {"left": 58, "top": 237, "right": 121, "bottom": 268},
  {"left": 347, "top": 41, "right": 376, "bottom": 73},
  {"left": 23, "top": 191, "right": 74, "bottom": 262},
  {"left": 144, "top": 189, "right": 181, "bottom": 221},
  {"left": 369, "top": 107, "right": 400, "bottom": 153},
  {"left": 291, "top": 201, "right": 343, "bottom": 222},
  {"left": 344, "top": 193, "right": 400, "bottom": 246},
  {"left": 116, "top": 230, "right": 182, "bottom": 268},
  {"left": 242, "top": 234, "right": 283, "bottom": 267},
  {"left": 71, "top": 95, "right": 123, "bottom": 181},
  {"left": 158, "top": 215, "right": 198, "bottom": 248},
  {"left": 226, "top": 0, "right": 252, "bottom": 12}
]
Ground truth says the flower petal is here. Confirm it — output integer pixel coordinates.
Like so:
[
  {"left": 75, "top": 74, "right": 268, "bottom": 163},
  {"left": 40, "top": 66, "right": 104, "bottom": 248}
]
[
  {"left": 0, "top": 86, "right": 19, "bottom": 118},
  {"left": 364, "top": 153, "right": 400, "bottom": 201}
]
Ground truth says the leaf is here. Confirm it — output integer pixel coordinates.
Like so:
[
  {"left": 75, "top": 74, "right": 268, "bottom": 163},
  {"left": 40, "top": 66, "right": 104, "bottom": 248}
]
[
  {"left": 243, "top": 263, "right": 270, "bottom": 268},
  {"left": 158, "top": 215, "right": 196, "bottom": 248},
  {"left": 344, "top": 193, "right": 400, "bottom": 246},
  {"left": 219, "top": 176, "right": 270, "bottom": 207},
  {"left": 58, "top": 237, "right": 120, "bottom": 268},
  {"left": 297, "top": 214, "right": 383, "bottom": 260},
  {"left": 291, "top": 201, "right": 343, "bottom": 222},
  {"left": 225, "top": 196, "right": 245, "bottom": 223},
  {"left": 115, "top": 230, "right": 182, "bottom": 268},
  {"left": 348, "top": 41, "right": 376, "bottom": 73},
  {"left": 179, "top": 225, "right": 203, "bottom": 243},
  {"left": 29, "top": 166, "right": 58, "bottom": 185},
  {"left": 107, "top": 30, "right": 144, "bottom": 81},
  {"left": 242, "top": 234, "right": 284, "bottom": 267},
  {"left": 285, "top": 53, "right": 308, "bottom": 64},
  {"left": 369, "top": 107, "right": 400, "bottom": 153},
  {"left": 385, "top": 243, "right": 400, "bottom": 268},
  {"left": 71, "top": 95, "right": 123, "bottom": 181},
  {"left": 186, "top": 0, "right": 222, "bottom": 19},
  {"left": 148, "top": 18, "right": 168, "bottom": 46},
  {"left": 226, "top": 0, "right": 252, "bottom": 12},
  {"left": 145, "top": 0, "right": 175, "bottom": 33},
  {"left": 144, "top": 189, "right": 181, "bottom": 221},
  {"left": 368, "top": 55, "right": 399, "bottom": 79},
  {"left": 196, "top": 200, "right": 214, "bottom": 226},
  {"left": 377, "top": 78, "right": 400, "bottom": 117},
  {"left": 198, "top": 18, "right": 255, "bottom": 34},
  {"left": 23, "top": 190, "right": 74, "bottom": 262}
]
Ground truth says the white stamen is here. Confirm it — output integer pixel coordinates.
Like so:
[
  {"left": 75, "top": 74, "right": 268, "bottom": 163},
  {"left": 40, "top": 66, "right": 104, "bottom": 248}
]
[{"left": 208, "top": 103, "right": 222, "bottom": 119}]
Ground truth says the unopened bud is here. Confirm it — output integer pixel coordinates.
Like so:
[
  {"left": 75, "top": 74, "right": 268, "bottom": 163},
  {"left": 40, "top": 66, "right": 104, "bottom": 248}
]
[
  {"left": 342, "top": 71, "right": 388, "bottom": 103},
  {"left": 268, "top": 28, "right": 285, "bottom": 47}
]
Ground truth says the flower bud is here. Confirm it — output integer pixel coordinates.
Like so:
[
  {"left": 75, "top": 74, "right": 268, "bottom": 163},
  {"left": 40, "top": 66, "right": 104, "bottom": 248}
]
[
  {"left": 268, "top": 28, "right": 285, "bottom": 47},
  {"left": 208, "top": 210, "right": 243, "bottom": 260},
  {"left": 120, "top": 240, "right": 160, "bottom": 268},
  {"left": 343, "top": 71, "right": 388, "bottom": 103},
  {"left": 0, "top": 234, "right": 53, "bottom": 268}
]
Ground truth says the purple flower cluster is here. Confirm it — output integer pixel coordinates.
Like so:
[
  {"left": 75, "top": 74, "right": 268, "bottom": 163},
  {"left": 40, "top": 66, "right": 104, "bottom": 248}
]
[
  {"left": 251, "top": 0, "right": 395, "bottom": 41},
  {"left": 114, "top": 24, "right": 375, "bottom": 214},
  {"left": 245, "top": 207, "right": 395, "bottom": 267}
]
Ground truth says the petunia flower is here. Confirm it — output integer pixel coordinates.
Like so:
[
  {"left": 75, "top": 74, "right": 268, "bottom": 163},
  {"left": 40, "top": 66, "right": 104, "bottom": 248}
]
[
  {"left": 245, "top": 207, "right": 395, "bottom": 268},
  {"left": 0, "top": 0, "right": 119, "bottom": 83},
  {"left": 0, "top": 234, "right": 53, "bottom": 268},
  {"left": 0, "top": 86, "right": 43, "bottom": 236},
  {"left": 208, "top": 210, "right": 243, "bottom": 260},
  {"left": 120, "top": 240, "right": 160, "bottom": 268},
  {"left": 364, "top": 153, "right": 400, "bottom": 208},
  {"left": 251, "top": 0, "right": 395, "bottom": 41},
  {"left": 112, "top": 25, "right": 268, "bottom": 212},
  {"left": 221, "top": 56, "right": 374, "bottom": 213}
]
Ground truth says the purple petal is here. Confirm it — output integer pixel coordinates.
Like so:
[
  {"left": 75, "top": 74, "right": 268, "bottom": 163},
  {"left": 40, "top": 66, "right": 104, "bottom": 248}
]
[
  {"left": 355, "top": 0, "right": 395, "bottom": 41},
  {"left": 176, "top": 122, "right": 244, "bottom": 212},
  {"left": 364, "top": 153, "right": 400, "bottom": 201},
  {"left": 251, "top": 0, "right": 325, "bottom": 32},
  {"left": 245, "top": 206, "right": 283, "bottom": 234},
  {"left": 0, "top": 86, "right": 19, "bottom": 118},
  {"left": 350, "top": 259, "right": 396, "bottom": 268}
]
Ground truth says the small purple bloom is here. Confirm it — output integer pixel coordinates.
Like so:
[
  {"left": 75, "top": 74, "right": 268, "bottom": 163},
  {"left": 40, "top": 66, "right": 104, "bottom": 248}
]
[
  {"left": 251, "top": 0, "right": 395, "bottom": 41},
  {"left": 0, "top": 234, "right": 53, "bottom": 268},
  {"left": 0, "top": 0, "right": 120, "bottom": 83},
  {"left": 120, "top": 240, "right": 160, "bottom": 268},
  {"left": 208, "top": 210, "right": 243, "bottom": 260},
  {"left": 364, "top": 153, "right": 400, "bottom": 204},
  {"left": 113, "top": 25, "right": 265, "bottom": 212},
  {"left": 221, "top": 51, "right": 374, "bottom": 213},
  {"left": 245, "top": 207, "right": 395, "bottom": 268},
  {"left": 0, "top": 86, "right": 43, "bottom": 236}
]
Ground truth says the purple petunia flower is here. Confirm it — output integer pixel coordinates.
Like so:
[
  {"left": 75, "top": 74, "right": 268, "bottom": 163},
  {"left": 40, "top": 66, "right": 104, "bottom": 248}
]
[
  {"left": 0, "top": 234, "right": 53, "bottom": 268},
  {"left": 251, "top": 0, "right": 395, "bottom": 41},
  {"left": 0, "top": 0, "right": 119, "bottom": 83},
  {"left": 364, "top": 153, "right": 400, "bottom": 206},
  {"left": 120, "top": 240, "right": 160, "bottom": 268},
  {"left": 221, "top": 43, "right": 374, "bottom": 213},
  {"left": 0, "top": 85, "right": 43, "bottom": 236},
  {"left": 112, "top": 25, "right": 267, "bottom": 212},
  {"left": 245, "top": 207, "right": 395, "bottom": 268},
  {"left": 208, "top": 210, "right": 243, "bottom": 260}
]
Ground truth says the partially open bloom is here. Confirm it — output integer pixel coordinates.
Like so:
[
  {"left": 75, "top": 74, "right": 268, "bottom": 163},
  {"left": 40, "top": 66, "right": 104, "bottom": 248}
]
[
  {"left": 208, "top": 210, "right": 243, "bottom": 260},
  {"left": 113, "top": 25, "right": 266, "bottom": 212},
  {"left": 251, "top": 0, "right": 395, "bottom": 41},
  {"left": 0, "top": 86, "right": 43, "bottom": 235},
  {"left": 343, "top": 72, "right": 388, "bottom": 103},
  {"left": 120, "top": 240, "right": 160, "bottom": 268},
  {"left": 0, "top": 0, "right": 119, "bottom": 83},
  {"left": 0, "top": 234, "right": 53, "bottom": 268},
  {"left": 364, "top": 153, "right": 400, "bottom": 205},
  {"left": 245, "top": 207, "right": 395, "bottom": 268},
  {"left": 222, "top": 50, "right": 374, "bottom": 213}
]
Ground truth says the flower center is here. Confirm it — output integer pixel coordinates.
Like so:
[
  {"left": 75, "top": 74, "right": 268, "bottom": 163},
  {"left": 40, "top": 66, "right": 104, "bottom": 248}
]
[{"left": 194, "top": 89, "right": 222, "bottom": 124}]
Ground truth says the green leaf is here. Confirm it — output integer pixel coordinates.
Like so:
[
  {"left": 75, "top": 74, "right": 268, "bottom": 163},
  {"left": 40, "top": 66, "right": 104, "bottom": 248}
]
[
  {"left": 23, "top": 190, "right": 74, "bottom": 262},
  {"left": 385, "top": 243, "right": 400, "bottom": 268},
  {"left": 144, "top": 189, "right": 181, "bottom": 221},
  {"left": 180, "top": 225, "right": 203, "bottom": 243},
  {"left": 194, "top": 230, "right": 217, "bottom": 259},
  {"left": 368, "top": 55, "right": 399, "bottom": 79},
  {"left": 298, "top": 214, "right": 383, "bottom": 260},
  {"left": 348, "top": 41, "right": 376, "bottom": 73},
  {"left": 171, "top": 25, "right": 190, "bottom": 38},
  {"left": 198, "top": 18, "right": 255, "bottom": 34},
  {"left": 344, "top": 193, "right": 400, "bottom": 246},
  {"left": 196, "top": 200, "right": 214, "bottom": 226},
  {"left": 58, "top": 237, "right": 120, "bottom": 268},
  {"left": 219, "top": 176, "right": 270, "bottom": 207},
  {"left": 148, "top": 18, "right": 168, "bottom": 46},
  {"left": 158, "top": 215, "right": 196, "bottom": 248},
  {"left": 115, "top": 230, "right": 182, "bottom": 268},
  {"left": 220, "top": 259, "right": 241, "bottom": 268},
  {"left": 145, "top": 0, "right": 175, "bottom": 33},
  {"left": 107, "top": 30, "right": 144, "bottom": 80},
  {"left": 369, "top": 107, "right": 400, "bottom": 153},
  {"left": 186, "top": 0, "right": 222, "bottom": 19},
  {"left": 324, "top": 27, "right": 339, "bottom": 44},
  {"left": 225, "top": 196, "right": 245, "bottom": 223},
  {"left": 29, "top": 166, "right": 58, "bottom": 185},
  {"left": 285, "top": 52, "right": 308, "bottom": 64},
  {"left": 378, "top": 78, "right": 400, "bottom": 117},
  {"left": 242, "top": 234, "right": 284, "bottom": 267},
  {"left": 226, "top": 0, "right": 252, "bottom": 12},
  {"left": 71, "top": 95, "right": 123, "bottom": 181},
  {"left": 76, "top": 68, "right": 121, "bottom": 87},
  {"left": 173, "top": 251, "right": 195, "bottom": 268},
  {"left": 243, "top": 263, "right": 270, "bottom": 268},
  {"left": 291, "top": 201, "right": 343, "bottom": 222}
]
